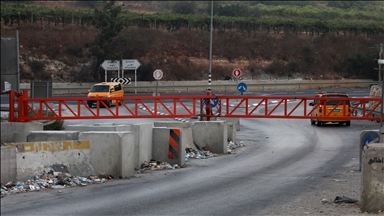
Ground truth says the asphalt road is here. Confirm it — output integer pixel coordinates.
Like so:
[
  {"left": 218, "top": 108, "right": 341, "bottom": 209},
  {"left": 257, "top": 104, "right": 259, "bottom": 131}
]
[{"left": 1, "top": 98, "right": 380, "bottom": 215}]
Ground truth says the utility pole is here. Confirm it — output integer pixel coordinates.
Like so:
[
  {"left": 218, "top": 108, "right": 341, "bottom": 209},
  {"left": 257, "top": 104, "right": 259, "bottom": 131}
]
[
  {"left": 208, "top": 0, "right": 213, "bottom": 94},
  {"left": 379, "top": 43, "right": 383, "bottom": 86},
  {"left": 378, "top": 43, "right": 384, "bottom": 133},
  {"left": 204, "top": 0, "right": 214, "bottom": 121}
]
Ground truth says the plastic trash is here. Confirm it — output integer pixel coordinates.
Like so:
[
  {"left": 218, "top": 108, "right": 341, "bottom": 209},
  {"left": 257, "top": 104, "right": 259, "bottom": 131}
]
[
  {"left": 333, "top": 196, "right": 358, "bottom": 203},
  {"left": 196, "top": 152, "right": 202, "bottom": 159},
  {"left": 5, "top": 181, "right": 13, "bottom": 188},
  {"left": 72, "top": 178, "right": 81, "bottom": 185},
  {"left": 51, "top": 185, "right": 65, "bottom": 189},
  {"left": 29, "top": 185, "right": 36, "bottom": 191}
]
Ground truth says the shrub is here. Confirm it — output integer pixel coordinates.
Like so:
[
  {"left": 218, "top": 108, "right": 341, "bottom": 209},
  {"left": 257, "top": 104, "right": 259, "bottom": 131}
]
[
  {"left": 43, "top": 119, "right": 64, "bottom": 130},
  {"left": 28, "top": 109, "right": 64, "bottom": 130},
  {"left": 28, "top": 60, "right": 45, "bottom": 72},
  {"left": 66, "top": 45, "right": 83, "bottom": 57},
  {"left": 72, "top": 66, "right": 96, "bottom": 82}
]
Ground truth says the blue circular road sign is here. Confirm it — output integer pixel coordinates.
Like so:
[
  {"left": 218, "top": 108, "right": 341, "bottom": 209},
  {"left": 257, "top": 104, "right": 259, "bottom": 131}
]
[
  {"left": 361, "top": 131, "right": 380, "bottom": 147},
  {"left": 237, "top": 82, "right": 247, "bottom": 93},
  {"left": 203, "top": 94, "right": 219, "bottom": 108}
]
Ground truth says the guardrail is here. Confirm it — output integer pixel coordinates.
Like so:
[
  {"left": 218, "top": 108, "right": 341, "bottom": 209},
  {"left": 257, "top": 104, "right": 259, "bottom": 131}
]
[{"left": 19, "top": 80, "right": 377, "bottom": 95}]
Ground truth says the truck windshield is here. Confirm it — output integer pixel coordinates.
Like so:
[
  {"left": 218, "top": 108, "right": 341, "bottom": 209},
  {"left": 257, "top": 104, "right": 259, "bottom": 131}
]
[
  {"left": 90, "top": 85, "right": 109, "bottom": 92},
  {"left": 325, "top": 95, "right": 350, "bottom": 105}
]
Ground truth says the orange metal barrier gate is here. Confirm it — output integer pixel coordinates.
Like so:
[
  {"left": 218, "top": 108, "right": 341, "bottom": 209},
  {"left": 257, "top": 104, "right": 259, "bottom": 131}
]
[{"left": 7, "top": 90, "right": 384, "bottom": 122}]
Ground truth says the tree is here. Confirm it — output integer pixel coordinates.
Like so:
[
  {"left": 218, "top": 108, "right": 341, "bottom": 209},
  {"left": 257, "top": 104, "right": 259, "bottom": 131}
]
[
  {"left": 217, "top": 3, "right": 248, "bottom": 17},
  {"left": 89, "top": 0, "right": 124, "bottom": 81},
  {"left": 327, "top": 1, "right": 365, "bottom": 9},
  {"left": 170, "top": 1, "right": 196, "bottom": 15}
]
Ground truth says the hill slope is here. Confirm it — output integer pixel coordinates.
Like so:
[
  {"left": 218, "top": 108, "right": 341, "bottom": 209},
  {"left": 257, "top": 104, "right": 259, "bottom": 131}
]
[{"left": 1, "top": 1, "right": 382, "bottom": 83}]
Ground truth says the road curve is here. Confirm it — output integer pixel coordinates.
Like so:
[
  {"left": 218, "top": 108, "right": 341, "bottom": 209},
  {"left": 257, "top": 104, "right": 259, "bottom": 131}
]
[{"left": 0, "top": 107, "right": 376, "bottom": 215}]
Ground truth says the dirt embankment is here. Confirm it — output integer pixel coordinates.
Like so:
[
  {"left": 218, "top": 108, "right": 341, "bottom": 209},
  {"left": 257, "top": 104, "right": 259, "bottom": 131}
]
[{"left": 1, "top": 2, "right": 380, "bottom": 83}]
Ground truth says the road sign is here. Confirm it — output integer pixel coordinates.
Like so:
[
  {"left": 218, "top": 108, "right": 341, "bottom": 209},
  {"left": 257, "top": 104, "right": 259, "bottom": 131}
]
[
  {"left": 153, "top": 69, "right": 163, "bottom": 80},
  {"left": 233, "top": 68, "right": 242, "bottom": 78},
  {"left": 4, "top": 81, "right": 11, "bottom": 91},
  {"left": 379, "top": 59, "right": 384, "bottom": 65},
  {"left": 111, "top": 77, "right": 131, "bottom": 85},
  {"left": 359, "top": 130, "right": 380, "bottom": 171},
  {"left": 122, "top": 59, "right": 141, "bottom": 70},
  {"left": 237, "top": 82, "right": 247, "bottom": 93},
  {"left": 361, "top": 131, "right": 380, "bottom": 147},
  {"left": 203, "top": 94, "right": 219, "bottom": 108},
  {"left": 101, "top": 60, "right": 120, "bottom": 70}
]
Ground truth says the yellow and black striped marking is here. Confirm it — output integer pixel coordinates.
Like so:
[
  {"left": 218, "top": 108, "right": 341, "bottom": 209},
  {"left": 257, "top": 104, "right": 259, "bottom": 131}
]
[{"left": 168, "top": 129, "right": 180, "bottom": 159}]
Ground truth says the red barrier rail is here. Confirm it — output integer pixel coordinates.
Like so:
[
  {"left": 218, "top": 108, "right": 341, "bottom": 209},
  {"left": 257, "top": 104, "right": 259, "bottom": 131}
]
[{"left": 7, "top": 90, "right": 383, "bottom": 122}]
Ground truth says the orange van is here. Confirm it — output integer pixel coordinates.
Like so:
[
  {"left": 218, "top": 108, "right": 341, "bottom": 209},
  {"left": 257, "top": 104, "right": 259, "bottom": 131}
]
[
  {"left": 309, "top": 92, "right": 351, "bottom": 126},
  {"left": 87, "top": 82, "right": 124, "bottom": 108}
]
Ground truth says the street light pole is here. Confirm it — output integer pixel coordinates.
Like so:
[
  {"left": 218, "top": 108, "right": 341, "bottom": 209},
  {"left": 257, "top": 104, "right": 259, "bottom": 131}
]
[
  {"left": 379, "top": 43, "right": 383, "bottom": 133},
  {"left": 208, "top": 0, "right": 213, "bottom": 94},
  {"left": 205, "top": 0, "right": 214, "bottom": 121}
]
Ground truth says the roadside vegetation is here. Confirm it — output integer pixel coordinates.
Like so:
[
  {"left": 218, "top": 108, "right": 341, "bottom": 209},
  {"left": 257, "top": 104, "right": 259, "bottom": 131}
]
[{"left": 1, "top": 1, "right": 383, "bottom": 82}]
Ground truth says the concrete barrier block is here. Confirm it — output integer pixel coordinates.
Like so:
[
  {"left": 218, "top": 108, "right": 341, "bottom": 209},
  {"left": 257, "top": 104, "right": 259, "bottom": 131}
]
[
  {"left": 124, "top": 123, "right": 153, "bottom": 169},
  {"left": 13, "top": 132, "right": 29, "bottom": 143},
  {"left": 360, "top": 143, "right": 384, "bottom": 213},
  {"left": 152, "top": 128, "right": 185, "bottom": 166},
  {"left": 1, "top": 146, "right": 17, "bottom": 183},
  {"left": 1, "top": 122, "right": 43, "bottom": 143},
  {"left": 192, "top": 121, "right": 227, "bottom": 154},
  {"left": 227, "top": 122, "right": 236, "bottom": 144},
  {"left": 79, "top": 132, "right": 134, "bottom": 178},
  {"left": 154, "top": 121, "right": 195, "bottom": 150},
  {"left": 154, "top": 121, "right": 193, "bottom": 128},
  {"left": 27, "top": 131, "right": 80, "bottom": 142},
  {"left": 220, "top": 118, "right": 240, "bottom": 131},
  {"left": 4, "top": 140, "right": 93, "bottom": 180},
  {"left": 65, "top": 124, "right": 130, "bottom": 132},
  {"left": 359, "top": 130, "right": 384, "bottom": 171}
]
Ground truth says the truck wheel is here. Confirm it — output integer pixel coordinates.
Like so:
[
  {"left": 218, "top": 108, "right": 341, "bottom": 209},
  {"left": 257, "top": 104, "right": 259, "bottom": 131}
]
[
  {"left": 346, "top": 121, "right": 351, "bottom": 126},
  {"left": 88, "top": 103, "right": 93, "bottom": 108},
  {"left": 316, "top": 120, "right": 322, "bottom": 126},
  {"left": 310, "top": 119, "right": 315, "bottom": 125}
]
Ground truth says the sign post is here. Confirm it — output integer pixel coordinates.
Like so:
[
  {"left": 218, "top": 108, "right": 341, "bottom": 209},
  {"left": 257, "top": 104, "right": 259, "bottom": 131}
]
[
  {"left": 100, "top": 60, "right": 120, "bottom": 82},
  {"left": 233, "top": 68, "right": 242, "bottom": 88},
  {"left": 153, "top": 69, "right": 163, "bottom": 96},
  {"left": 122, "top": 59, "right": 141, "bottom": 94},
  {"left": 233, "top": 68, "right": 242, "bottom": 101}
]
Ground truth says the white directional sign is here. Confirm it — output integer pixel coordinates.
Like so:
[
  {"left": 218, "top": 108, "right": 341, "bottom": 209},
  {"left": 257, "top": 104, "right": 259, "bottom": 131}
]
[
  {"left": 100, "top": 60, "right": 120, "bottom": 70},
  {"left": 153, "top": 69, "right": 163, "bottom": 80},
  {"left": 111, "top": 77, "right": 131, "bottom": 85},
  {"left": 122, "top": 59, "right": 141, "bottom": 70},
  {"left": 379, "top": 59, "right": 384, "bottom": 65}
]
